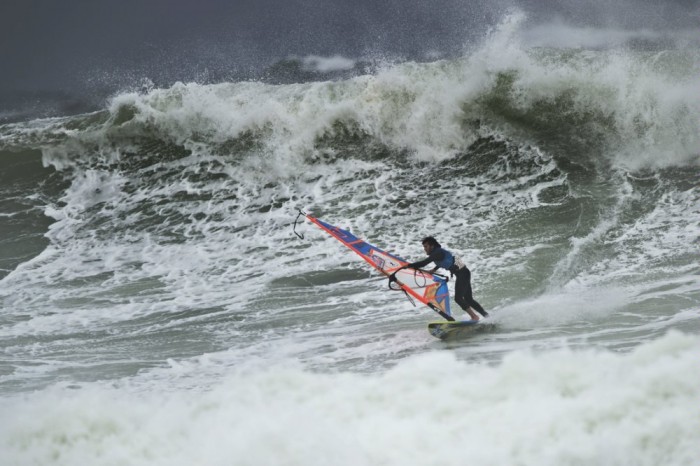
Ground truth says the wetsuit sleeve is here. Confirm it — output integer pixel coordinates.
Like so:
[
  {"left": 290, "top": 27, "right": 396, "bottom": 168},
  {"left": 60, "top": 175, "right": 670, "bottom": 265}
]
[
  {"left": 406, "top": 249, "right": 445, "bottom": 270},
  {"left": 406, "top": 257, "right": 432, "bottom": 269}
]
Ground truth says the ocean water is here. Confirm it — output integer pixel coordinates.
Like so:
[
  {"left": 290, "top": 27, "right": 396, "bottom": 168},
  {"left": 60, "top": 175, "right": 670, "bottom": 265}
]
[{"left": 1, "top": 14, "right": 699, "bottom": 466}]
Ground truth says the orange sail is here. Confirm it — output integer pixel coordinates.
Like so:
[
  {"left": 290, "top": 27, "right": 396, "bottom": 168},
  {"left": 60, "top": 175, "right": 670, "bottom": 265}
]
[{"left": 298, "top": 212, "right": 453, "bottom": 321}]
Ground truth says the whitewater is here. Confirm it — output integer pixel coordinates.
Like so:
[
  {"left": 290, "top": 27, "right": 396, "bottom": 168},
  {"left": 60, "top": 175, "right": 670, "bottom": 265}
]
[{"left": 1, "top": 14, "right": 699, "bottom": 466}]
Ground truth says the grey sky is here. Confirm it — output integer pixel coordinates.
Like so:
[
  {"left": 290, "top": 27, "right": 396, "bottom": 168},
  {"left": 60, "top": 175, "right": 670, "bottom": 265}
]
[{"left": 0, "top": 0, "right": 697, "bottom": 94}]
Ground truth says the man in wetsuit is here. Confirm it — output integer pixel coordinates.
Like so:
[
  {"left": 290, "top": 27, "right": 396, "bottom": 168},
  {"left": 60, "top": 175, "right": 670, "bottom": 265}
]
[{"left": 393, "top": 236, "right": 488, "bottom": 321}]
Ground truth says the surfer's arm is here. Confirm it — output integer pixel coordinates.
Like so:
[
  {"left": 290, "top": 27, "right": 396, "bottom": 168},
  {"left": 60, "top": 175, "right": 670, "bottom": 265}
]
[
  {"left": 390, "top": 255, "right": 434, "bottom": 280},
  {"left": 405, "top": 254, "right": 436, "bottom": 270},
  {"left": 406, "top": 249, "right": 447, "bottom": 271},
  {"left": 391, "top": 257, "right": 430, "bottom": 278}
]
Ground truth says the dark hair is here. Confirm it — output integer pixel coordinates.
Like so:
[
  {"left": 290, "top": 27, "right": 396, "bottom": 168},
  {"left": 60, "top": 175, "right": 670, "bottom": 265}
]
[{"left": 421, "top": 236, "right": 441, "bottom": 248}]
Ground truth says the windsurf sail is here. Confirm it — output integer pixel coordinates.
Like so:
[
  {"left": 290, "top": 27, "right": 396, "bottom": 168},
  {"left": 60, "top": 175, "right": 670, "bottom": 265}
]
[{"left": 294, "top": 211, "right": 454, "bottom": 321}]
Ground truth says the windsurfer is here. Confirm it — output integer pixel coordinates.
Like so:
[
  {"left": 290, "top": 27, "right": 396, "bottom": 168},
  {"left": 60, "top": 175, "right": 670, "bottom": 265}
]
[{"left": 393, "top": 237, "right": 488, "bottom": 321}]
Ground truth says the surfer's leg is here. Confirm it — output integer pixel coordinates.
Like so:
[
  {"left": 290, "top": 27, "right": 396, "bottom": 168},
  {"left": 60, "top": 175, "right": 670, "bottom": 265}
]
[
  {"left": 455, "top": 294, "right": 478, "bottom": 319},
  {"left": 464, "top": 285, "right": 488, "bottom": 316},
  {"left": 455, "top": 269, "right": 479, "bottom": 320},
  {"left": 468, "top": 299, "right": 489, "bottom": 317},
  {"left": 457, "top": 268, "right": 488, "bottom": 317},
  {"left": 454, "top": 291, "right": 467, "bottom": 309},
  {"left": 454, "top": 271, "right": 467, "bottom": 310}
]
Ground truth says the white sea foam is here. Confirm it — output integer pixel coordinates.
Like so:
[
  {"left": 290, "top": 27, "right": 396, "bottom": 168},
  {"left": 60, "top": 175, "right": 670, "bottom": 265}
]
[
  {"left": 59, "top": 13, "right": 693, "bottom": 177},
  {"left": 1, "top": 332, "right": 698, "bottom": 466},
  {"left": 301, "top": 54, "right": 357, "bottom": 73}
]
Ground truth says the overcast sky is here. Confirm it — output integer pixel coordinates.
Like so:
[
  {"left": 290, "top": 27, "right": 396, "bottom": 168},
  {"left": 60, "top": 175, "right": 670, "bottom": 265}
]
[{"left": 1, "top": 0, "right": 698, "bottom": 95}]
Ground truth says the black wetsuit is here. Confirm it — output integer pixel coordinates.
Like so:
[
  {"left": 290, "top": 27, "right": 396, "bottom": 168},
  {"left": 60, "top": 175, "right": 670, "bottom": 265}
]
[
  {"left": 452, "top": 267, "right": 488, "bottom": 317},
  {"left": 407, "top": 248, "right": 488, "bottom": 317}
]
